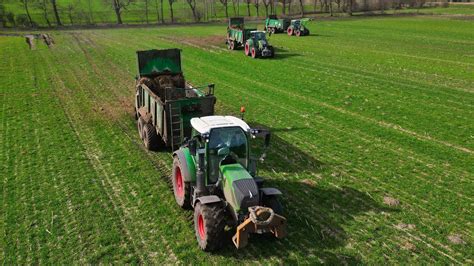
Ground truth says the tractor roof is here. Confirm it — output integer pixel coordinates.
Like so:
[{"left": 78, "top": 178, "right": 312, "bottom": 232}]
[
  {"left": 191, "top": 116, "right": 251, "bottom": 134},
  {"left": 250, "top": 30, "right": 266, "bottom": 34}
]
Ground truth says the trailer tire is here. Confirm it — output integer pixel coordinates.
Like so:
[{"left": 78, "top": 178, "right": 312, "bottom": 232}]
[
  {"left": 244, "top": 43, "right": 250, "bottom": 56},
  {"left": 230, "top": 40, "right": 236, "bottom": 50},
  {"left": 251, "top": 47, "right": 257, "bottom": 59},
  {"left": 287, "top": 27, "right": 293, "bottom": 36},
  {"left": 194, "top": 202, "right": 226, "bottom": 251},
  {"left": 137, "top": 117, "right": 145, "bottom": 140},
  {"left": 271, "top": 28, "right": 276, "bottom": 34},
  {"left": 172, "top": 156, "right": 191, "bottom": 209},
  {"left": 142, "top": 123, "right": 158, "bottom": 150}
]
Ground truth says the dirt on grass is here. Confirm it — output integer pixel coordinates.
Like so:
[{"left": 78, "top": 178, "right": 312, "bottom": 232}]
[
  {"left": 447, "top": 234, "right": 466, "bottom": 245},
  {"left": 383, "top": 196, "right": 400, "bottom": 207}
]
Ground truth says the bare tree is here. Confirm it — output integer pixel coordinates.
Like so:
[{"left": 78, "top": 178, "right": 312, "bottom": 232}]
[
  {"left": 37, "top": 0, "right": 52, "bottom": 27},
  {"left": 282, "top": 0, "right": 287, "bottom": 15},
  {"left": 67, "top": 4, "right": 74, "bottom": 25},
  {"left": 87, "top": 0, "right": 94, "bottom": 24},
  {"left": 346, "top": 0, "right": 353, "bottom": 15},
  {"left": 186, "top": 0, "right": 199, "bottom": 21},
  {"left": 144, "top": 0, "right": 149, "bottom": 23},
  {"left": 50, "top": 0, "right": 62, "bottom": 26},
  {"left": 220, "top": 0, "right": 229, "bottom": 18},
  {"left": 169, "top": 0, "right": 175, "bottom": 22},
  {"left": 20, "top": 0, "right": 34, "bottom": 27},
  {"left": 287, "top": 0, "right": 292, "bottom": 15},
  {"left": 231, "top": 0, "right": 237, "bottom": 16},
  {"left": 107, "top": 0, "right": 134, "bottom": 24},
  {"left": 298, "top": 0, "right": 304, "bottom": 16},
  {"left": 246, "top": 0, "right": 252, "bottom": 16},
  {"left": 254, "top": 0, "right": 259, "bottom": 17},
  {"left": 262, "top": 0, "right": 270, "bottom": 16}
]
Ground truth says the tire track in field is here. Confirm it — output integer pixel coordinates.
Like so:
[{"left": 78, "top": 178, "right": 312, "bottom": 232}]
[
  {"left": 72, "top": 31, "right": 468, "bottom": 262},
  {"left": 39, "top": 48, "right": 148, "bottom": 263},
  {"left": 68, "top": 33, "right": 259, "bottom": 264},
  {"left": 58, "top": 35, "right": 185, "bottom": 263}
]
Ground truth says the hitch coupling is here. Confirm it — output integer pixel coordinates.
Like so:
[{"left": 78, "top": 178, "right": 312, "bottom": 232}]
[{"left": 232, "top": 206, "right": 287, "bottom": 249}]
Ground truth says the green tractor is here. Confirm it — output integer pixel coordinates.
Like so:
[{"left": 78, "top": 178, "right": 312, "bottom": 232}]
[
  {"left": 226, "top": 17, "right": 275, "bottom": 59},
  {"left": 244, "top": 31, "right": 275, "bottom": 59},
  {"left": 171, "top": 115, "right": 287, "bottom": 250},
  {"left": 287, "top": 18, "right": 311, "bottom": 37}
]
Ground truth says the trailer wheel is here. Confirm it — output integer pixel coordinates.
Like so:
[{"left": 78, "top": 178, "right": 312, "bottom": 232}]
[
  {"left": 142, "top": 123, "right": 158, "bottom": 150},
  {"left": 244, "top": 43, "right": 250, "bottom": 56},
  {"left": 295, "top": 29, "right": 301, "bottom": 37},
  {"left": 137, "top": 117, "right": 145, "bottom": 139},
  {"left": 172, "top": 156, "right": 191, "bottom": 209},
  {"left": 287, "top": 27, "right": 293, "bottom": 36},
  {"left": 271, "top": 28, "right": 276, "bottom": 34},
  {"left": 194, "top": 202, "right": 226, "bottom": 251},
  {"left": 230, "top": 40, "right": 236, "bottom": 50},
  {"left": 251, "top": 47, "right": 257, "bottom": 59}
]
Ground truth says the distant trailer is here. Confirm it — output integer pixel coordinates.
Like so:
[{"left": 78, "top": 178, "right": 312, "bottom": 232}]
[{"left": 264, "top": 15, "right": 291, "bottom": 34}]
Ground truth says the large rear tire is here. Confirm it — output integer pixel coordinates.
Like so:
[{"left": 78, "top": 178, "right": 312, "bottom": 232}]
[
  {"left": 142, "top": 123, "right": 158, "bottom": 150},
  {"left": 172, "top": 156, "right": 191, "bottom": 209},
  {"left": 194, "top": 202, "right": 226, "bottom": 251}
]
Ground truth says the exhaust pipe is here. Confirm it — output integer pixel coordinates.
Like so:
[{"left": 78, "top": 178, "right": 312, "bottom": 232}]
[{"left": 195, "top": 150, "right": 207, "bottom": 195}]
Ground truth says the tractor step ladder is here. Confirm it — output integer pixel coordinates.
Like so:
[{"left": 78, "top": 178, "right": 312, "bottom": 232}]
[{"left": 169, "top": 103, "right": 183, "bottom": 151}]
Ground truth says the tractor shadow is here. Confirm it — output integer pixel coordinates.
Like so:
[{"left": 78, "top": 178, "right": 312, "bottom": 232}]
[
  {"left": 214, "top": 124, "right": 393, "bottom": 263},
  {"left": 272, "top": 47, "right": 300, "bottom": 60}
]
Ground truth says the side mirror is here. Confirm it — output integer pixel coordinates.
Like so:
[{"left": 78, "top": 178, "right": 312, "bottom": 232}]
[
  {"left": 217, "top": 147, "right": 230, "bottom": 157},
  {"left": 189, "top": 139, "right": 197, "bottom": 156}
]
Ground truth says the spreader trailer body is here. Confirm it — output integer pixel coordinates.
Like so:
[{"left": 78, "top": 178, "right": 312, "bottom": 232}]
[
  {"left": 171, "top": 115, "right": 287, "bottom": 250},
  {"left": 264, "top": 15, "right": 290, "bottom": 34},
  {"left": 134, "top": 49, "right": 216, "bottom": 151},
  {"left": 226, "top": 17, "right": 256, "bottom": 50}
]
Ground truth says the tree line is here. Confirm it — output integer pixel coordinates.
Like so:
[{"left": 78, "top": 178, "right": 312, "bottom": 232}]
[{"left": 0, "top": 0, "right": 432, "bottom": 28}]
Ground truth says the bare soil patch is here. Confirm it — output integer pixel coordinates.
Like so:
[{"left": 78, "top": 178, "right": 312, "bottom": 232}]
[
  {"left": 447, "top": 234, "right": 466, "bottom": 245},
  {"left": 383, "top": 196, "right": 400, "bottom": 207}
]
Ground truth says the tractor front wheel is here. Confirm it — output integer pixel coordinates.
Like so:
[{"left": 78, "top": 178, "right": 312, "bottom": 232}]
[
  {"left": 262, "top": 196, "right": 283, "bottom": 215},
  {"left": 251, "top": 47, "right": 258, "bottom": 59},
  {"left": 172, "top": 156, "right": 191, "bottom": 208},
  {"left": 295, "top": 29, "right": 301, "bottom": 37},
  {"left": 287, "top": 27, "right": 293, "bottom": 36},
  {"left": 244, "top": 43, "right": 250, "bottom": 56},
  {"left": 194, "top": 202, "right": 226, "bottom": 251}
]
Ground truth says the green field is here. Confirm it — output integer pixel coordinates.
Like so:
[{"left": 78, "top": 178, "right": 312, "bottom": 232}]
[{"left": 1, "top": 15, "right": 473, "bottom": 263}]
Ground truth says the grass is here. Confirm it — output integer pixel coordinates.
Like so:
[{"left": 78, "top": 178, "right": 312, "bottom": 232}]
[{"left": 1, "top": 14, "right": 473, "bottom": 264}]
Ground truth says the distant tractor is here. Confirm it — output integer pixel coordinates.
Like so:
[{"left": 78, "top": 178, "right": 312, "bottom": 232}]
[
  {"left": 134, "top": 49, "right": 216, "bottom": 151},
  {"left": 244, "top": 31, "right": 275, "bottom": 58},
  {"left": 172, "top": 115, "right": 287, "bottom": 250},
  {"left": 264, "top": 15, "right": 290, "bottom": 34},
  {"left": 226, "top": 17, "right": 275, "bottom": 59},
  {"left": 287, "top": 18, "right": 311, "bottom": 37}
]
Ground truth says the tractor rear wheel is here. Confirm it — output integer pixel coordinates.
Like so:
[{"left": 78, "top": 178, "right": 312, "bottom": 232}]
[
  {"left": 172, "top": 156, "right": 191, "bottom": 209},
  {"left": 287, "top": 27, "right": 293, "bottom": 36},
  {"left": 295, "top": 29, "right": 301, "bottom": 37},
  {"left": 142, "top": 123, "right": 159, "bottom": 150},
  {"left": 251, "top": 47, "right": 257, "bottom": 59},
  {"left": 263, "top": 196, "right": 283, "bottom": 215},
  {"left": 194, "top": 202, "right": 226, "bottom": 251},
  {"left": 244, "top": 43, "right": 250, "bottom": 56},
  {"left": 137, "top": 117, "right": 145, "bottom": 139}
]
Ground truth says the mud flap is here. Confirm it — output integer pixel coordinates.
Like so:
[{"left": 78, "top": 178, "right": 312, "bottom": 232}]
[{"left": 232, "top": 206, "right": 287, "bottom": 249}]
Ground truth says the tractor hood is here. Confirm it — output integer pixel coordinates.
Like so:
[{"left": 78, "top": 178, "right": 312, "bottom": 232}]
[{"left": 220, "top": 163, "right": 259, "bottom": 213}]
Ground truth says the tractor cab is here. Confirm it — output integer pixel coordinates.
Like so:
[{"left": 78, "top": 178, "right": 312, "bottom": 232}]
[{"left": 250, "top": 31, "right": 267, "bottom": 41}]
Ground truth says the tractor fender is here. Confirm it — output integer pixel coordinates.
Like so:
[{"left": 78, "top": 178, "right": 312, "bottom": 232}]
[
  {"left": 196, "top": 195, "right": 222, "bottom": 205},
  {"left": 260, "top": 187, "right": 282, "bottom": 196},
  {"left": 173, "top": 148, "right": 196, "bottom": 183}
]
